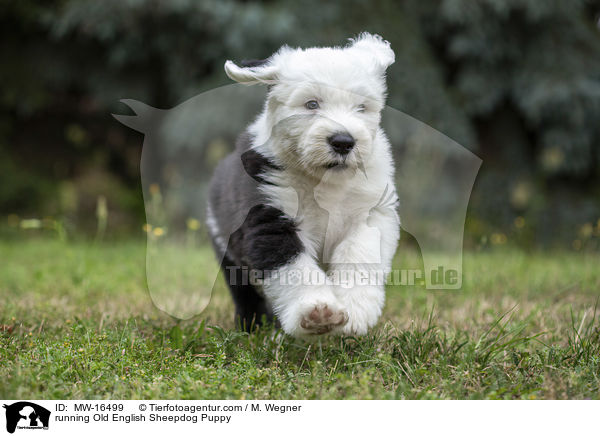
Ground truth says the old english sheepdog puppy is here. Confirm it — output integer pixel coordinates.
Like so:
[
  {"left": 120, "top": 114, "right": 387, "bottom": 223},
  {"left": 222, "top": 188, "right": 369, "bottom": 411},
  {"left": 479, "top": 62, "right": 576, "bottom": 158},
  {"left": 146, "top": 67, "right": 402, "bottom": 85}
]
[{"left": 207, "top": 33, "right": 400, "bottom": 337}]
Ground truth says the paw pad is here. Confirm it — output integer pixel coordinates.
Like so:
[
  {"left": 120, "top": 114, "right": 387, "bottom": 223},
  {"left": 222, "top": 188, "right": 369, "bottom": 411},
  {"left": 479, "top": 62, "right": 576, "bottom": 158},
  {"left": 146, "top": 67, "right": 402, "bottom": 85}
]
[{"left": 300, "top": 304, "right": 348, "bottom": 335}]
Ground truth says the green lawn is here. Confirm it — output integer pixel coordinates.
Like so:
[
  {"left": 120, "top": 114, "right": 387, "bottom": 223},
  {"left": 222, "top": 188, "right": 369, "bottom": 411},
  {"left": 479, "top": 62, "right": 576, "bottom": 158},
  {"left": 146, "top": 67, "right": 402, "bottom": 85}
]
[{"left": 1, "top": 238, "right": 599, "bottom": 399}]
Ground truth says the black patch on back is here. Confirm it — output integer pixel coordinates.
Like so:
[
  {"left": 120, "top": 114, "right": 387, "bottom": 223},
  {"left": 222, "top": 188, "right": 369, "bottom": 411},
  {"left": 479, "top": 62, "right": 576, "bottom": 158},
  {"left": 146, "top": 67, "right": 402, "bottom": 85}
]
[
  {"left": 240, "top": 58, "right": 270, "bottom": 68},
  {"left": 241, "top": 149, "right": 282, "bottom": 184}
]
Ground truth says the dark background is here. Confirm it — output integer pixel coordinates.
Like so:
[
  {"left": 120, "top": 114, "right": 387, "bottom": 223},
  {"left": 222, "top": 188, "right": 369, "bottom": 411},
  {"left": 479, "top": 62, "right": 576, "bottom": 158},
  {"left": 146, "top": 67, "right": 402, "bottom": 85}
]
[{"left": 2, "top": 0, "right": 600, "bottom": 250}]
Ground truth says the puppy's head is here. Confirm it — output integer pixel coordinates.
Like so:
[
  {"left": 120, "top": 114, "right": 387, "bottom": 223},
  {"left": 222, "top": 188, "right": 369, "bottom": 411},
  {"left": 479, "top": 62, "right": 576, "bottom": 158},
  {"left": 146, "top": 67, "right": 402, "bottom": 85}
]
[{"left": 225, "top": 33, "right": 394, "bottom": 175}]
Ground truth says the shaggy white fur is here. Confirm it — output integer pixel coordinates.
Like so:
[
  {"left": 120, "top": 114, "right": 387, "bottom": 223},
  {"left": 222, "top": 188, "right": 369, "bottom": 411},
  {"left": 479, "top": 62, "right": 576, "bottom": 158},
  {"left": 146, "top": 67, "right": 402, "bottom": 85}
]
[{"left": 222, "top": 33, "right": 400, "bottom": 336}]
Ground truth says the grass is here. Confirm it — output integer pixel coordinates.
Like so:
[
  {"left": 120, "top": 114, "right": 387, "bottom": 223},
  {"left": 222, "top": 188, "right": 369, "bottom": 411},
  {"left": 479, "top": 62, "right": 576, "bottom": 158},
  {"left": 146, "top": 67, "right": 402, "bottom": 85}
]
[{"left": 1, "top": 238, "right": 599, "bottom": 399}]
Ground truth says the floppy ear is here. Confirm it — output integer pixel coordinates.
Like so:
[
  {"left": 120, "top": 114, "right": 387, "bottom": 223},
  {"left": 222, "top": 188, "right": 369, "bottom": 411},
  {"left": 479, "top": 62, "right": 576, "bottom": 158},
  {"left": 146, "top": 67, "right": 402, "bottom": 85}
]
[
  {"left": 349, "top": 32, "right": 395, "bottom": 70},
  {"left": 224, "top": 59, "right": 278, "bottom": 85}
]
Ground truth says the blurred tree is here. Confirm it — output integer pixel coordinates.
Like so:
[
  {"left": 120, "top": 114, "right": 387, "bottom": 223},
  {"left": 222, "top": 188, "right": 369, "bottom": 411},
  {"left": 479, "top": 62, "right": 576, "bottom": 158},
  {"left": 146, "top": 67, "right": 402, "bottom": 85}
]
[
  {"left": 0, "top": 0, "right": 599, "bottom": 245},
  {"left": 420, "top": 0, "right": 600, "bottom": 245}
]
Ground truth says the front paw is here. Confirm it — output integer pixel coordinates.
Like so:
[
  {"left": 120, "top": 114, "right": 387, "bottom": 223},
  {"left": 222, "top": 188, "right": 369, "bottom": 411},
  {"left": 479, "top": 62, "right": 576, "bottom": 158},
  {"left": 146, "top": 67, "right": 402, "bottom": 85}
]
[
  {"left": 300, "top": 303, "right": 348, "bottom": 335},
  {"left": 336, "top": 287, "right": 385, "bottom": 336},
  {"left": 340, "top": 314, "right": 376, "bottom": 336},
  {"left": 278, "top": 294, "right": 348, "bottom": 337}
]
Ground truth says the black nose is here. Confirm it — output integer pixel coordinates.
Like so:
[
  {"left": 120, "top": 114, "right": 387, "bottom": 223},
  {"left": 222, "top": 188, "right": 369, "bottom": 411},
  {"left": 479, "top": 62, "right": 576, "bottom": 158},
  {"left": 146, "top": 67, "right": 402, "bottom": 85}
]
[{"left": 327, "top": 133, "right": 355, "bottom": 155}]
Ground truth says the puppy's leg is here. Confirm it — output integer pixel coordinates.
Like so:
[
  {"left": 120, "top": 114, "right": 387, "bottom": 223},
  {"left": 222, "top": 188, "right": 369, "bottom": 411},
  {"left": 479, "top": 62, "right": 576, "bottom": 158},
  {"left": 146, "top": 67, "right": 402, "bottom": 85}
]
[
  {"left": 241, "top": 205, "right": 348, "bottom": 337},
  {"left": 220, "top": 254, "right": 272, "bottom": 331},
  {"left": 328, "top": 209, "right": 399, "bottom": 335},
  {"left": 262, "top": 253, "right": 348, "bottom": 337}
]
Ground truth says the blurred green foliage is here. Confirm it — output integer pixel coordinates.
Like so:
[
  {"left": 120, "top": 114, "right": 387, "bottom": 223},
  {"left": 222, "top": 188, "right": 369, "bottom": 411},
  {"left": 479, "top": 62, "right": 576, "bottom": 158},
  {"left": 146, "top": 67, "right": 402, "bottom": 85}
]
[{"left": 1, "top": 0, "right": 600, "bottom": 247}]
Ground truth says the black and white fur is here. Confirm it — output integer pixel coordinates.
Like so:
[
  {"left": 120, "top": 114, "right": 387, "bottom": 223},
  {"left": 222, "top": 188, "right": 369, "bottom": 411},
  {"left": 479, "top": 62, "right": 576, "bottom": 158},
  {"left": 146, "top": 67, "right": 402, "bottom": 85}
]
[{"left": 207, "top": 33, "right": 400, "bottom": 337}]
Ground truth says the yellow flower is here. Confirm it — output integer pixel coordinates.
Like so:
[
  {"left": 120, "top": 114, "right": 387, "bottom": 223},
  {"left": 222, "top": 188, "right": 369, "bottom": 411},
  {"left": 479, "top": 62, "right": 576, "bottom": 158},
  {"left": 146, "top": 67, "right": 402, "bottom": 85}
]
[
  {"left": 514, "top": 216, "right": 525, "bottom": 229},
  {"left": 541, "top": 146, "right": 564, "bottom": 172},
  {"left": 186, "top": 218, "right": 200, "bottom": 231},
  {"left": 510, "top": 182, "right": 532, "bottom": 209},
  {"left": 490, "top": 233, "right": 507, "bottom": 245},
  {"left": 152, "top": 227, "right": 165, "bottom": 237},
  {"left": 579, "top": 223, "right": 593, "bottom": 239},
  {"left": 149, "top": 183, "right": 160, "bottom": 196},
  {"left": 142, "top": 223, "right": 152, "bottom": 233}
]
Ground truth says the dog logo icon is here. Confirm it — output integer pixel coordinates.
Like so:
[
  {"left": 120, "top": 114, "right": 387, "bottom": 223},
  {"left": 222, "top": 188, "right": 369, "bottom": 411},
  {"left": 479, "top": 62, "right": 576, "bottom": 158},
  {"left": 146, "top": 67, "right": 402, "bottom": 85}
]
[{"left": 3, "top": 402, "right": 50, "bottom": 433}]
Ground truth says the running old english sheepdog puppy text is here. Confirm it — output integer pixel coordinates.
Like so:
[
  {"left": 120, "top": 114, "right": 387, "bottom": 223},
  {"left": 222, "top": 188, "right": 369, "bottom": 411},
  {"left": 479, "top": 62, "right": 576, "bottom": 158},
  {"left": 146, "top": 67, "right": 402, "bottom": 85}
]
[{"left": 207, "top": 33, "right": 400, "bottom": 337}]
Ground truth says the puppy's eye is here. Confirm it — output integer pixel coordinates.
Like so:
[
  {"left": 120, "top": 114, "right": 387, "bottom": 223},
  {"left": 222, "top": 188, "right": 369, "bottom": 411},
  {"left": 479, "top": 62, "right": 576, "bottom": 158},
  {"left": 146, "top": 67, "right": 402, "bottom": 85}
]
[
  {"left": 357, "top": 104, "right": 366, "bottom": 113},
  {"left": 305, "top": 100, "right": 320, "bottom": 110}
]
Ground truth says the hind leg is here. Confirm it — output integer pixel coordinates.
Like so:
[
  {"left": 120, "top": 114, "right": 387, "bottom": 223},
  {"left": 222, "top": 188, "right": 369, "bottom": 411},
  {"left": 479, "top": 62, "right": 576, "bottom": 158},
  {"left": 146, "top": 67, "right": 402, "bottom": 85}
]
[{"left": 220, "top": 255, "right": 273, "bottom": 331}]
